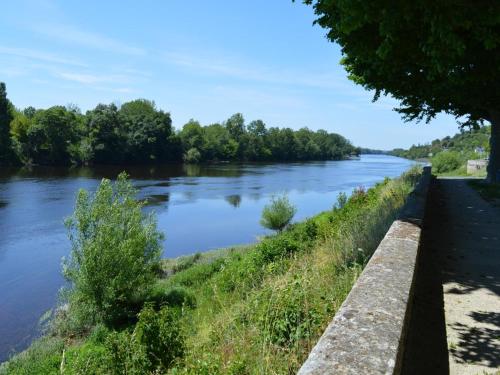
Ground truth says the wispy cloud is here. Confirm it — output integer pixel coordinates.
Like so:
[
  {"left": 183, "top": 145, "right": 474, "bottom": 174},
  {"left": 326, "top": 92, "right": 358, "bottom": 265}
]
[
  {"left": 0, "top": 45, "right": 86, "bottom": 66},
  {"left": 211, "top": 85, "right": 306, "bottom": 109},
  {"left": 34, "top": 23, "right": 145, "bottom": 56},
  {"left": 56, "top": 72, "right": 133, "bottom": 85},
  {"left": 163, "top": 51, "right": 352, "bottom": 91}
]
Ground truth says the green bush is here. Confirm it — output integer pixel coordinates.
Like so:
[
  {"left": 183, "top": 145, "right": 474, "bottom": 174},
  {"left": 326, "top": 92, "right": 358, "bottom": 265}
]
[
  {"left": 183, "top": 147, "right": 201, "bottom": 163},
  {"left": 100, "top": 304, "right": 184, "bottom": 374},
  {"left": 260, "top": 277, "right": 321, "bottom": 347},
  {"left": 104, "top": 330, "right": 149, "bottom": 374},
  {"left": 62, "top": 172, "right": 163, "bottom": 329},
  {"left": 336, "top": 191, "right": 348, "bottom": 209},
  {"left": 432, "top": 151, "right": 463, "bottom": 173},
  {"left": 256, "top": 235, "right": 300, "bottom": 264},
  {"left": 134, "top": 304, "right": 185, "bottom": 372},
  {"left": 260, "top": 194, "right": 297, "bottom": 232}
]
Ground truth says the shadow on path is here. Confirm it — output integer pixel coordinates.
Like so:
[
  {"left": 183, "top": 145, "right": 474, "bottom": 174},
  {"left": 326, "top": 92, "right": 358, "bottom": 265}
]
[{"left": 404, "top": 177, "right": 500, "bottom": 374}]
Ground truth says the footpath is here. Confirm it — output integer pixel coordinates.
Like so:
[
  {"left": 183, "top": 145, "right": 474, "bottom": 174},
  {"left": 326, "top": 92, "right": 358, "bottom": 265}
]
[{"left": 403, "top": 178, "right": 500, "bottom": 375}]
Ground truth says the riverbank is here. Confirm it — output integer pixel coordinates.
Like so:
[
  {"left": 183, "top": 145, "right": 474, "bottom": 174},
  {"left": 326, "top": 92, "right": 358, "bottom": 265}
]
[{"left": 1, "top": 166, "right": 422, "bottom": 374}]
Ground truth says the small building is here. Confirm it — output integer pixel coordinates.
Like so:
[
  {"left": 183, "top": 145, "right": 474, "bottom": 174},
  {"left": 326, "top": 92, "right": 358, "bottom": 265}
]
[{"left": 467, "top": 159, "right": 488, "bottom": 174}]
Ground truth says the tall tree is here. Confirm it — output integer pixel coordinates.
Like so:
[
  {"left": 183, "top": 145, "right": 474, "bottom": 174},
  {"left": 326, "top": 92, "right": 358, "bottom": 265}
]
[
  {"left": 119, "top": 99, "right": 177, "bottom": 162},
  {"left": 0, "top": 82, "right": 14, "bottom": 164},
  {"left": 303, "top": 0, "right": 500, "bottom": 181},
  {"left": 86, "top": 103, "right": 123, "bottom": 164},
  {"left": 26, "top": 106, "right": 80, "bottom": 165}
]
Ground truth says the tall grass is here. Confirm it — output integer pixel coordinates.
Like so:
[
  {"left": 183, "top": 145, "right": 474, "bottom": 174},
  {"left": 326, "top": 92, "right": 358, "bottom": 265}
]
[{"left": 0, "top": 167, "right": 422, "bottom": 375}]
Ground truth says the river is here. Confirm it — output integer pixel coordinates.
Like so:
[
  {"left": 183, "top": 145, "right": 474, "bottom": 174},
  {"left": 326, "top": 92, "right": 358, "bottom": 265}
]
[{"left": 0, "top": 154, "right": 416, "bottom": 362}]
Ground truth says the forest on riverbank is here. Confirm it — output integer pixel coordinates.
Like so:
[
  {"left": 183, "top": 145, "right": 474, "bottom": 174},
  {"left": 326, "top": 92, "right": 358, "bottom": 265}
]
[{"left": 0, "top": 83, "right": 358, "bottom": 167}]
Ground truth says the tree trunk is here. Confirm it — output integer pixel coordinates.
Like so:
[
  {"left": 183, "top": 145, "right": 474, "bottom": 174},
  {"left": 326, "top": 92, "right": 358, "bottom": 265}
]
[{"left": 487, "top": 110, "right": 500, "bottom": 183}]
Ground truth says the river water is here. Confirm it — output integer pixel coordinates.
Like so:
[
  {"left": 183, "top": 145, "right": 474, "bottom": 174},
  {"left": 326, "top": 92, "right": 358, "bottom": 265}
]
[{"left": 0, "top": 154, "right": 416, "bottom": 362}]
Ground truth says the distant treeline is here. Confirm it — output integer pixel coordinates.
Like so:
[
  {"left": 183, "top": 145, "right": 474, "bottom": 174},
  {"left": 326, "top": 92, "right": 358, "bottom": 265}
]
[
  {"left": 0, "top": 82, "right": 358, "bottom": 166},
  {"left": 390, "top": 126, "right": 490, "bottom": 160},
  {"left": 358, "top": 148, "right": 389, "bottom": 155}
]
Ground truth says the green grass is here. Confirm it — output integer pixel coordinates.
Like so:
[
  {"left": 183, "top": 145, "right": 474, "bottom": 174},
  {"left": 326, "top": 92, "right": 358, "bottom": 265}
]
[
  {"left": 1, "top": 167, "right": 423, "bottom": 375},
  {"left": 433, "top": 163, "right": 487, "bottom": 178}
]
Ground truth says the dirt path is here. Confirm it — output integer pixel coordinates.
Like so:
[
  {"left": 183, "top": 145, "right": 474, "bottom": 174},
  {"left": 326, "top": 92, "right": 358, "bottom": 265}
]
[
  {"left": 437, "top": 178, "right": 500, "bottom": 374},
  {"left": 404, "top": 178, "right": 500, "bottom": 375}
]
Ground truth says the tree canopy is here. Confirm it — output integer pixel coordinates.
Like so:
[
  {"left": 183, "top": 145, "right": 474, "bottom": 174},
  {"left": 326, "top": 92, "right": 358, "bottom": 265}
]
[
  {"left": 303, "top": 0, "right": 500, "bottom": 181},
  {"left": 0, "top": 82, "right": 357, "bottom": 166}
]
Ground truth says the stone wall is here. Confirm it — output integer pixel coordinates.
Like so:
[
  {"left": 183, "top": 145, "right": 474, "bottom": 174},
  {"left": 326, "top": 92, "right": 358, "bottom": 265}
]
[
  {"left": 467, "top": 159, "right": 488, "bottom": 174},
  {"left": 298, "top": 166, "right": 432, "bottom": 375}
]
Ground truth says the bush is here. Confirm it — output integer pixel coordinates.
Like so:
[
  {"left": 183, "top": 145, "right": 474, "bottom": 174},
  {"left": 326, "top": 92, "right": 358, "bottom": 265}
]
[
  {"left": 336, "top": 191, "right": 348, "bottom": 209},
  {"left": 260, "top": 194, "right": 297, "bottom": 232},
  {"left": 102, "top": 304, "right": 184, "bottom": 374},
  {"left": 134, "top": 304, "right": 185, "bottom": 372},
  {"left": 259, "top": 276, "right": 320, "bottom": 347},
  {"left": 257, "top": 235, "right": 300, "bottom": 264},
  {"left": 432, "top": 151, "right": 463, "bottom": 173},
  {"left": 62, "top": 172, "right": 163, "bottom": 328},
  {"left": 183, "top": 147, "right": 201, "bottom": 163}
]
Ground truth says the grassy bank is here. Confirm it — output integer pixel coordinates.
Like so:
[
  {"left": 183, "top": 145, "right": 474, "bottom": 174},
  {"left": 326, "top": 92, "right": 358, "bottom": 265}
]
[{"left": 1, "top": 167, "right": 422, "bottom": 375}]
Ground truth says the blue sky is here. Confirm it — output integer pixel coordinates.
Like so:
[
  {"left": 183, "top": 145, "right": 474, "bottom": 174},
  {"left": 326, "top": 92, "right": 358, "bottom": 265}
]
[{"left": 0, "top": 0, "right": 461, "bottom": 149}]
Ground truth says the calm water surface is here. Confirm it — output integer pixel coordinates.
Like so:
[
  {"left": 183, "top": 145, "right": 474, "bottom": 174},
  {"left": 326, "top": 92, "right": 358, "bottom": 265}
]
[{"left": 0, "top": 154, "right": 415, "bottom": 361}]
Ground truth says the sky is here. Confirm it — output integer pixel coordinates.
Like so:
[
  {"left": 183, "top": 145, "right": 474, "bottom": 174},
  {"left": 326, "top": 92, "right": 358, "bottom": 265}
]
[{"left": 0, "top": 0, "right": 462, "bottom": 149}]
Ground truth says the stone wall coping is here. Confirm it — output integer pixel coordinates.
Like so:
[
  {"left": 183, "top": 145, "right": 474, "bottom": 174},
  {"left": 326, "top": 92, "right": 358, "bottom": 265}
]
[{"left": 298, "top": 166, "right": 432, "bottom": 375}]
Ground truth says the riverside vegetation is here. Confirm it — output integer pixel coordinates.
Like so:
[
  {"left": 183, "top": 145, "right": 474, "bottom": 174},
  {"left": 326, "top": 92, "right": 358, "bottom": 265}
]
[
  {"left": 0, "top": 166, "right": 422, "bottom": 374},
  {"left": 0, "top": 82, "right": 357, "bottom": 167},
  {"left": 391, "top": 126, "right": 490, "bottom": 176}
]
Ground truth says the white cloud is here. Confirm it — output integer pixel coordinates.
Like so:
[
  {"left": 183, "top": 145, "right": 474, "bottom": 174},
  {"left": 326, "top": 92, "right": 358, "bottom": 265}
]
[
  {"left": 34, "top": 23, "right": 145, "bottom": 56},
  {"left": 162, "top": 51, "right": 353, "bottom": 91},
  {"left": 0, "top": 46, "right": 86, "bottom": 66}
]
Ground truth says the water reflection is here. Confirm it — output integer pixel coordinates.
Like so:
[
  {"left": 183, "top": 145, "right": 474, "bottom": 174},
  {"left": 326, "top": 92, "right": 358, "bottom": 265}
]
[{"left": 225, "top": 194, "right": 242, "bottom": 208}]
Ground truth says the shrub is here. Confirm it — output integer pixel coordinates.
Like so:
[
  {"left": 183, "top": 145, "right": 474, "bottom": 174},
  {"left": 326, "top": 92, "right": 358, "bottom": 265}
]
[
  {"left": 62, "top": 172, "right": 163, "bottom": 328},
  {"left": 257, "top": 235, "right": 300, "bottom": 264},
  {"left": 336, "top": 191, "right": 348, "bottom": 209},
  {"left": 260, "top": 194, "right": 297, "bottom": 232},
  {"left": 259, "top": 276, "right": 320, "bottom": 347},
  {"left": 104, "top": 330, "right": 148, "bottom": 374},
  {"left": 432, "top": 151, "right": 463, "bottom": 173},
  {"left": 102, "top": 304, "right": 184, "bottom": 374},
  {"left": 183, "top": 147, "right": 201, "bottom": 163},
  {"left": 134, "top": 304, "right": 185, "bottom": 372}
]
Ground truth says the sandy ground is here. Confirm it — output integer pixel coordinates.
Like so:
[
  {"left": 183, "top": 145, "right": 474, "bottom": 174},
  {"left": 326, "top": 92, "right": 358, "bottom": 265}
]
[{"left": 403, "top": 178, "right": 500, "bottom": 375}]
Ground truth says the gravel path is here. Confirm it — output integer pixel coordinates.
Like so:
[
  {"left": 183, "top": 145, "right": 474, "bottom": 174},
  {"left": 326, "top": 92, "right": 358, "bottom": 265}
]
[
  {"left": 434, "top": 178, "right": 500, "bottom": 374},
  {"left": 403, "top": 177, "right": 500, "bottom": 375}
]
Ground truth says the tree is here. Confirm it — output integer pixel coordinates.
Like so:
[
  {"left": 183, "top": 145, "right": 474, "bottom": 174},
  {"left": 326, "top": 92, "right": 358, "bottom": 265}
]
[
  {"left": 0, "top": 82, "right": 14, "bottom": 164},
  {"left": 26, "top": 106, "right": 80, "bottom": 165},
  {"left": 303, "top": 0, "right": 500, "bottom": 182},
  {"left": 179, "top": 119, "right": 204, "bottom": 151},
  {"left": 63, "top": 172, "right": 163, "bottom": 327},
  {"left": 183, "top": 147, "right": 201, "bottom": 163},
  {"left": 119, "top": 99, "right": 177, "bottom": 162},
  {"left": 225, "top": 113, "right": 246, "bottom": 141},
  {"left": 85, "top": 103, "right": 123, "bottom": 164},
  {"left": 260, "top": 194, "right": 297, "bottom": 232}
]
